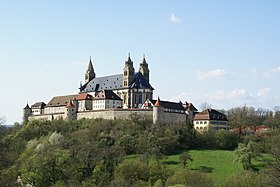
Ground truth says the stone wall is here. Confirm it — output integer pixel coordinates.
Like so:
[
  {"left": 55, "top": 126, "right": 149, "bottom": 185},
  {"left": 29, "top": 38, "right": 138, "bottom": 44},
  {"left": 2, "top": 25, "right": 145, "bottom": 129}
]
[
  {"left": 77, "top": 108, "right": 153, "bottom": 121},
  {"left": 28, "top": 113, "right": 64, "bottom": 121},
  {"left": 27, "top": 108, "right": 187, "bottom": 125},
  {"left": 158, "top": 111, "right": 187, "bottom": 124}
]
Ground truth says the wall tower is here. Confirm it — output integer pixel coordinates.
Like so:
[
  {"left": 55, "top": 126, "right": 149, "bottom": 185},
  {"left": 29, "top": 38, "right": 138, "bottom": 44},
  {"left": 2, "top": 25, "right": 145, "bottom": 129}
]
[
  {"left": 23, "top": 103, "right": 32, "bottom": 123},
  {"left": 153, "top": 97, "right": 164, "bottom": 124},
  {"left": 64, "top": 100, "right": 77, "bottom": 121}
]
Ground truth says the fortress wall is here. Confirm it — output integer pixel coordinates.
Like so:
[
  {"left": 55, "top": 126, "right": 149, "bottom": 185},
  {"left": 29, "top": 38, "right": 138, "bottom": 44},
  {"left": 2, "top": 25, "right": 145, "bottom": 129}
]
[
  {"left": 77, "top": 109, "right": 153, "bottom": 120},
  {"left": 159, "top": 112, "right": 187, "bottom": 124},
  {"left": 28, "top": 113, "right": 64, "bottom": 121}
]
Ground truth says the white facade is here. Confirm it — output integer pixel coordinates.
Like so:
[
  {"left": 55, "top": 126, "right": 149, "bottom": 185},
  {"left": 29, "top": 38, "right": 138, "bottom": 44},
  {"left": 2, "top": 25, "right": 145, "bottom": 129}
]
[
  {"left": 92, "top": 99, "right": 122, "bottom": 110},
  {"left": 194, "top": 120, "right": 228, "bottom": 132}
]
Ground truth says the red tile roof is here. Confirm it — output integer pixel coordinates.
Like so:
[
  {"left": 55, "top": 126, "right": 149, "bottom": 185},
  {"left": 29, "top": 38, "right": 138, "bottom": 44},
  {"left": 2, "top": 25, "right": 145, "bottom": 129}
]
[
  {"left": 193, "top": 109, "right": 228, "bottom": 121},
  {"left": 93, "top": 90, "right": 122, "bottom": 100},
  {"left": 74, "top": 93, "right": 93, "bottom": 100},
  {"left": 65, "top": 100, "right": 75, "bottom": 108},
  {"left": 154, "top": 97, "right": 161, "bottom": 107}
]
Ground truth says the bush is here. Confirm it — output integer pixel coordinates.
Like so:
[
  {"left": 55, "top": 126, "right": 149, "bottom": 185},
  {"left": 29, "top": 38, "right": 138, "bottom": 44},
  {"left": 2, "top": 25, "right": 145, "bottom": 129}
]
[
  {"left": 224, "top": 171, "right": 267, "bottom": 187},
  {"left": 165, "top": 169, "right": 213, "bottom": 187}
]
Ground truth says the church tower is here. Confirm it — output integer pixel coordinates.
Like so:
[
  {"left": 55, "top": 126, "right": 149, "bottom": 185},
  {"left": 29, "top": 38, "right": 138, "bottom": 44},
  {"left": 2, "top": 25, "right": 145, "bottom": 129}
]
[
  {"left": 139, "top": 55, "right": 150, "bottom": 82},
  {"left": 85, "top": 57, "right": 96, "bottom": 84},
  {"left": 123, "top": 53, "right": 135, "bottom": 87}
]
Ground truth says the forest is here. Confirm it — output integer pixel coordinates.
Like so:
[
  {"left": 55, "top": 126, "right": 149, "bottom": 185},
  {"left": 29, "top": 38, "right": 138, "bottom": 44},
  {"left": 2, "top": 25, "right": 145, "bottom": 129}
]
[{"left": 0, "top": 105, "right": 280, "bottom": 187}]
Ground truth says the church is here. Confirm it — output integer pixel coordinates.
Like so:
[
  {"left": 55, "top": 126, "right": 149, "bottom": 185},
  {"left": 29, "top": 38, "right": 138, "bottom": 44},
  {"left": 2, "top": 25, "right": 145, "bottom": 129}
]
[{"left": 79, "top": 54, "right": 154, "bottom": 108}]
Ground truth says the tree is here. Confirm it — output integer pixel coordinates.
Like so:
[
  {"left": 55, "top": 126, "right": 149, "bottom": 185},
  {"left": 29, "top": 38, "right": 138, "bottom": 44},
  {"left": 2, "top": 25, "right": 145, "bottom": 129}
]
[
  {"left": 165, "top": 169, "right": 213, "bottom": 187},
  {"left": 227, "top": 105, "right": 252, "bottom": 135},
  {"left": 224, "top": 171, "right": 267, "bottom": 187},
  {"left": 262, "top": 133, "right": 280, "bottom": 187},
  {"left": 200, "top": 102, "right": 212, "bottom": 111},
  {"left": 0, "top": 115, "right": 5, "bottom": 126},
  {"left": 234, "top": 141, "right": 259, "bottom": 171},
  {"left": 215, "top": 130, "right": 240, "bottom": 150},
  {"left": 114, "top": 160, "right": 149, "bottom": 186},
  {"left": 179, "top": 151, "right": 193, "bottom": 168}
]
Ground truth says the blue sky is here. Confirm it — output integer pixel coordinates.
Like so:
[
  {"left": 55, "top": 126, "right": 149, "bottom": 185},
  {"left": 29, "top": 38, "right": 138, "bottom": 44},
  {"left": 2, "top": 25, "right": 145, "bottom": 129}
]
[{"left": 0, "top": 1, "right": 280, "bottom": 124}]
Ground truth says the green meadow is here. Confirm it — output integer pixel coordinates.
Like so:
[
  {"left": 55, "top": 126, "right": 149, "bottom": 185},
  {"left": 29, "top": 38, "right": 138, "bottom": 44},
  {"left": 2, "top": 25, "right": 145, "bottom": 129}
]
[
  {"left": 127, "top": 150, "right": 244, "bottom": 186},
  {"left": 162, "top": 150, "right": 243, "bottom": 186}
]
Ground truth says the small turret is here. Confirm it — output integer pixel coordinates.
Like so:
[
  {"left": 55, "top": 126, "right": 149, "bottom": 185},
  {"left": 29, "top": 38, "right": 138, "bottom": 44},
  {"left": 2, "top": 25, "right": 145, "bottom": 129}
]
[
  {"left": 153, "top": 97, "right": 164, "bottom": 124},
  {"left": 23, "top": 103, "right": 32, "bottom": 123},
  {"left": 139, "top": 54, "right": 150, "bottom": 82},
  {"left": 64, "top": 100, "right": 77, "bottom": 121},
  {"left": 123, "top": 53, "right": 135, "bottom": 87},
  {"left": 85, "top": 56, "right": 96, "bottom": 84}
]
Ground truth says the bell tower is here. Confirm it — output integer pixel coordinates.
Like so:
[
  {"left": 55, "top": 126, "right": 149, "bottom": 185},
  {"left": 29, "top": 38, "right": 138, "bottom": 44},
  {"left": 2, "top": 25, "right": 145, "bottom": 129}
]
[
  {"left": 123, "top": 53, "right": 135, "bottom": 87},
  {"left": 85, "top": 56, "right": 96, "bottom": 84},
  {"left": 139, "top": 54, "right": 150, "bottom": 82}
]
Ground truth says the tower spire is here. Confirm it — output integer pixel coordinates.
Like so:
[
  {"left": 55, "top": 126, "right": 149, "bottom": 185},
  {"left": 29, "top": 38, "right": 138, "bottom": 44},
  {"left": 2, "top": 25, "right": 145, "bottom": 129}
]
[
  {"left": 139, "top": 54, "right": 149, "bottom": 82},
  {"left": 127, "top": 53, "right": 132, "bottom": 63},
  {"left": 85, "top": 56, "right": 96, "bottom": 83},
  {"left": 142, "top": 54, "right": 147, "bottom": 64}
]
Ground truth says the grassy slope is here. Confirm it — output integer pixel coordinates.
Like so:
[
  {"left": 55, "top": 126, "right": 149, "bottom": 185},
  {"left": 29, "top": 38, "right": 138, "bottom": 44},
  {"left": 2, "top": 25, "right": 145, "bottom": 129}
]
[{"left": 162, "top": 150, "right": 243, "bottom": 186}]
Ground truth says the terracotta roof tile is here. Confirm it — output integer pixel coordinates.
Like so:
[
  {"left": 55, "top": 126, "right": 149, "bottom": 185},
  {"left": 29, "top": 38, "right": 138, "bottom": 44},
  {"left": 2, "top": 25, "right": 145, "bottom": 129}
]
[
  {"left": 74, "top": 93, "right": 93, "bottom": 100},
  {"left": 65, "top": 100, "right": 75, "bottom": 108}
]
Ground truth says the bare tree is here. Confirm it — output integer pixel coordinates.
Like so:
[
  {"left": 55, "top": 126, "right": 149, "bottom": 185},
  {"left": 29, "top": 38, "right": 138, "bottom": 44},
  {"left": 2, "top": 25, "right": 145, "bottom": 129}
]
[
  {"left": 200, "top": 102, "right": 212, "bottom": 111},
  {"left": 0, "top": 115, "right": 5, "bottom": 126},
  {"left": 227, "top": 105, "right": 252, "bottom": 134}
]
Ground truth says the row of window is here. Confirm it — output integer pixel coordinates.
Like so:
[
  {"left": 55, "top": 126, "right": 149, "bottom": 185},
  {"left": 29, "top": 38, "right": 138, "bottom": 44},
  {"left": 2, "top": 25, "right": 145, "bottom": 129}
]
[
  {"left": 195, "top": 121, "right": 227, "bottom": 125},
  {"left": 195, "top": 121, "right": 208, "bottom": 124}
]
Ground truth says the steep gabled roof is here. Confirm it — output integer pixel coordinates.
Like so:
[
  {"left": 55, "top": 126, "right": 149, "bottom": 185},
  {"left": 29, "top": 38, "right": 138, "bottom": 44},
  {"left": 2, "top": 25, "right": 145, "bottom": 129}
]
[
  {"left": 129, "top": 72, "right": 154, "bottom": 89},
  {"left": 80, "top": 74, "right": 124, "bottom": 93},
  {"left": 80, "top": 72, "right": 154, "bottom": 93},
  {"left": 65, "top": 100, "right": 75, "bottom": 108},
  {"left": 74, "top": 93, "right": 93, "bottom": 100},
  {"left": 31, "top": 102, "right": 46, "bottom": 109},
  {"left": 93, "top": 90, "right": 122, "bottom": 100},
  {"left": 46, "top": 94, "right": 78, "bottom": 107},
  {"left": 193, "top": 109, "right": 228, "bottom": 121},
  {"left": 150, "top": 99, "right": 185, "bottom": 111}
]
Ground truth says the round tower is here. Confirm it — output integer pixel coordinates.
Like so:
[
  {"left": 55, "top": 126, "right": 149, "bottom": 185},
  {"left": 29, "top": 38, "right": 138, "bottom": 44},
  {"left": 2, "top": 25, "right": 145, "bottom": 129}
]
[
  {"left": 123, "top": 53, "right": 135, "bottom": 87},
  {"left": 64, "top": 100, "right": 77, "bottom": 121},
  {"left": 139, "top": 55, "right": 150, "bottom": 82},
  {"left": 153, "top": 97, "right": 164, "bottom": 124},
  {"left": 23, "top": 103, "right": 32, "bottom": 123}
]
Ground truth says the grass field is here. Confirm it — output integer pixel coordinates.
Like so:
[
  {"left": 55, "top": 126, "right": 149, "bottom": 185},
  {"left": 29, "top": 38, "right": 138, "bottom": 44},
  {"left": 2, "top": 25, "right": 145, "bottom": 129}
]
[
  {"left": 161, "top": 150, "right": 243, "bottom": 186},
  {"left": 125, "top": 150, "right": 268, "bottom": 186}
]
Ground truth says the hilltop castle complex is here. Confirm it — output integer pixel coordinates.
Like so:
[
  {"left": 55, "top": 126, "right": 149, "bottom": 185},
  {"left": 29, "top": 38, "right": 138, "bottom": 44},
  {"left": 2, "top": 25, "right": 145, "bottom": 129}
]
[
  {"left": 23, "top": 55, "right": 198, "bottom": 125},
  {"left": 23, "top": 54, "right": 229, "bottom": 130}
]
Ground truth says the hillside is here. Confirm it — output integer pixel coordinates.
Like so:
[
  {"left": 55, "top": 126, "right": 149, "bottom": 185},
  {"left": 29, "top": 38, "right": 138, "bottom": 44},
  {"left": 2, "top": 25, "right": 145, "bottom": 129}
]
[{"left": 0, "top": 118, "right": 279, "bottom": 186}]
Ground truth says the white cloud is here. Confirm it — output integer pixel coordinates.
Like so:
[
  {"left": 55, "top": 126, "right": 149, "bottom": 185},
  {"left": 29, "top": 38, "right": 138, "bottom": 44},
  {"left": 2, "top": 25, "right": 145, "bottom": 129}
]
[
  {"left": 196, "top": 69, "right": 227, "bottom": 80},
  {"left": 251, "top": 68, "right": 258, "bottom": 75},
  {"left": 210, "top": 90, "right": 226, "bottom": 100},
  {"left": 264, "top": 66, "right": 280, "bottom": 78},
  {"left": 169, "top": 13, "right": 181, "bottom": 23},
  {"left": 228, "top": 88, "right": 249, "bottom": 99},
  {"left": 171, "top": 88, "right": 277, "bottom": 111},
  {"left": 257, "top": 88, "right": 271, "bottom": 99}
]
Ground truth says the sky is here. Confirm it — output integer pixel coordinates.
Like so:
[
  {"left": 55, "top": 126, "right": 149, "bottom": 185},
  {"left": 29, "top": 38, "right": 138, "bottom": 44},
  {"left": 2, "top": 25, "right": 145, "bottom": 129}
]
[{"left": 0, "top": 1, "right": 280, "bottom": 125}]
